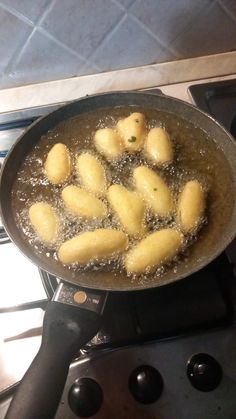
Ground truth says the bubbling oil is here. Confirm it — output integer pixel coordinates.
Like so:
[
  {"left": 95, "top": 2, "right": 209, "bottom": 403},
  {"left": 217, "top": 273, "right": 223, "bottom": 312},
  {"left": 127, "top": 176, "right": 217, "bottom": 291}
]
[{"left": 11, "top": 106, "right": 235, "bottom": 282}]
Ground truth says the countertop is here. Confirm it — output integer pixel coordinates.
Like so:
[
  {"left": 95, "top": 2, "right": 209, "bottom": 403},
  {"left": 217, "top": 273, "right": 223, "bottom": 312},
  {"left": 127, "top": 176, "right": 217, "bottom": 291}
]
[{"left": 0, "top": 51, "right": 235, "bottom": 113}]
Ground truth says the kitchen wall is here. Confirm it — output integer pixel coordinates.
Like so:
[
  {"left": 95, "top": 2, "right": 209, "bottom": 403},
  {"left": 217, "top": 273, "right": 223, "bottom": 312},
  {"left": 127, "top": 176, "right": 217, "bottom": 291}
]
[{"left": 0, "top": 0, "right": 235, "bottom": 89}]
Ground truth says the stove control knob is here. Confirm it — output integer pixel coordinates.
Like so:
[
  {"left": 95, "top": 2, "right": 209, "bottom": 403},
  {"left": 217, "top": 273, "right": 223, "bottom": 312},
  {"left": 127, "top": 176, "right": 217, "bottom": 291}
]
[
  {"left": 68, "top": 377, "right": 103, "bottom": 417},
  {"left": 187, "top": 353, "right": 223, "bottom": 392},
  {"left": 129, "top": 365, "right": 164, "bottom": 404}
]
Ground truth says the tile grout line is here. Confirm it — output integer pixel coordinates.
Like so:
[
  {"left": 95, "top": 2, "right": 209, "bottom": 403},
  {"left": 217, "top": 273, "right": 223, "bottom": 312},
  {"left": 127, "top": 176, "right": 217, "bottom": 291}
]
[
  {"left": 129, "top": 14, "right": 180, "bottom": 58},
  {"left": 1, "top": 0, "right": 123, "bottom": 82},
  {"left": 7, "top": 0, "right": 88, "bottom": 79},
  {"left": 0, "top": 0, "right": 35, "bottom": 77},
  {"left": 86, "top": 13, "right": 127, "bottom": 64},
  {"left": 2, "top": 0, "right": 229, "bottom": 86},
  {"left": 0, "top": 1, "right": 34, "bottom": 26},
  {"left": 35, "top": 0, "right": 57, "bottom": 27},
  {"left": 34, "top": 0, "right": 86, "bottom": 61},
  {"left": 36, "top": 0, "right": 127, "bottom": 65},
  {"left": 33, "top": 0, "right": 128, "bottom": 64},
  {"left": 3, "top": 0, "right": 56, "bottom": 77},
  {"left": 112, "top": 0, "right": 137, "bottom": 12},
  {"left": 85, "top": 59, "right": 102, "bottom": 71},
  {"left": 127, "top": 0, "right": 217, "bottom": 58},
  {"left": 36, "top": 28, "right": 87, "bottom": 61},
  {"left": 77, "top": 62, "right": 102, "bottom": 74},
  {"left": 166, "top": 0, "right": 216, "bottom": 45},
  {"left": 78, "top": 57, "right": 103, "bottom": 73},
  {"left": 217, "top": 0, "right": 236, "bottom": 25},
  {"left": 2, "top": 29, "right": 35, "bottom": 78},
  {"left": 78, "top": 56, "right": 103, "bottom": 72}
]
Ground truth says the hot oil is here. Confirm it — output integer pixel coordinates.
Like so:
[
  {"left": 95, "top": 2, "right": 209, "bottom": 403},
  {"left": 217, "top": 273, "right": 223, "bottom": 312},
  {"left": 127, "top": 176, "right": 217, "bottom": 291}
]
[{"left": 11, "top": 106, "right": 235, "bottom": 283}]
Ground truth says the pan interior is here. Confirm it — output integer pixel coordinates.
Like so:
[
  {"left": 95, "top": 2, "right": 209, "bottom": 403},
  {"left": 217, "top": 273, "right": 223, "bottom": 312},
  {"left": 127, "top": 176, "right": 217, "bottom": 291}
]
[{"left": 8, "top": 100, "right": 236, "bottom": 291}]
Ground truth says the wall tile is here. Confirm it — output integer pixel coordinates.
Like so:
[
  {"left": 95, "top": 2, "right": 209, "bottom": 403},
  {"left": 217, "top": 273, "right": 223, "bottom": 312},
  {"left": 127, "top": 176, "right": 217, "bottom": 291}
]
[
  {"left": 172, "top": 3, "right": 236, "bottom": 56},
  {"left": 0, "top": 8, "right": 31, "bottom": 73},
  {"left": 92, "top": 15, "right": 177, "bottom": 72},
  {"left": 129, "top": 0, "right": 212, "bottom": 45},
  {"left": 40, "top": 0, "right": 124, "bottom": 59},
  {"left": 0, "top": 0, "right": 235, "bottom": 89},
  {"left": 0, "top": 0, "right": 49, "bottom": 23},
  {"left": 9, "top": 30, "right": 84, "bottom": 86}
]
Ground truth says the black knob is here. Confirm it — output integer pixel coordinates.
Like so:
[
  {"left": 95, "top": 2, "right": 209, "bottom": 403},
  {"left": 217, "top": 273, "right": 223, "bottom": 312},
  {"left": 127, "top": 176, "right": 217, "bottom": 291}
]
[
  {"left": 187, "top": 353, "right": 223, "bottom": 392},
  {"left": 129, "top": 365, "right": 164, "bottom": 404},
  {"left": 68, "top": 377, "right": 103, "bottom": 417}
]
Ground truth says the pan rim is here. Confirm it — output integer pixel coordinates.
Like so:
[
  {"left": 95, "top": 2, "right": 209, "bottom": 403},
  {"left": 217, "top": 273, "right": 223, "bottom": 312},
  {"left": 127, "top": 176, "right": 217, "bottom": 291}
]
[{"left": 1, "top": 90, "right": 236, "bottom": 292}]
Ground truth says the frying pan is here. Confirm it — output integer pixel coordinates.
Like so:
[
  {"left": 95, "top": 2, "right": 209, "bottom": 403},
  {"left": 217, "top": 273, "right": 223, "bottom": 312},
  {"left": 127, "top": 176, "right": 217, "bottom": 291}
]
[{"left": 1, "top": 91, "right": 236, "bottom": 419}]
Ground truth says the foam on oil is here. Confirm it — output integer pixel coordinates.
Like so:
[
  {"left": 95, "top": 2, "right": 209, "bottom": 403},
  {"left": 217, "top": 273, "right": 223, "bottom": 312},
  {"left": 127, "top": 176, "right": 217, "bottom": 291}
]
[{"left": 11, "top": 106, "right": 234, "bottom": 283}]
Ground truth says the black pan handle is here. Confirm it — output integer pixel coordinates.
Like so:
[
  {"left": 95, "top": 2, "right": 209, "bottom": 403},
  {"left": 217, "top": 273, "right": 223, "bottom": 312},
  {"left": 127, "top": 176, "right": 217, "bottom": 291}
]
[{"left": 5, "top": 287, "right": 106, "bottom": 419}]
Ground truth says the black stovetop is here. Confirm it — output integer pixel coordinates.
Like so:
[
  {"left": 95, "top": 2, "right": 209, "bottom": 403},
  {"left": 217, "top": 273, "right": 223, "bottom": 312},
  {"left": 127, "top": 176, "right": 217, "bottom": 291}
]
[
  {"left": 188, "top": 78, "right": 236, "bottom": 139},
  {"left": 40, "top": 252, "right": 236, "bottom": 351}
]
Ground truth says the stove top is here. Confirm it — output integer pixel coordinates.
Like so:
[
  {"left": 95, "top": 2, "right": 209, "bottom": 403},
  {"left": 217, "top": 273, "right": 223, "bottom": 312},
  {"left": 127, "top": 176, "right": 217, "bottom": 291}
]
[
  {"left": 188, "top": 79, "right": 236, "bottom": 136},
  {"left": 42, "top": 253, "right": 235, "bottom": 352},
  {"left": 1, "top": 81, "right": 236, "bottom": 419}
]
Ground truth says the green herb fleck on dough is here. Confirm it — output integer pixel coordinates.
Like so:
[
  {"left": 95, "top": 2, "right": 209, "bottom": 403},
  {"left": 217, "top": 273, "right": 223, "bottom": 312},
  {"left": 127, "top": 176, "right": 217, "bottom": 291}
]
[
  {"left": 153, "top": 188, "right": 158, "bottom": 191},
  {"left": 128, "top": 136, "right": 136, "bottom": 143}
]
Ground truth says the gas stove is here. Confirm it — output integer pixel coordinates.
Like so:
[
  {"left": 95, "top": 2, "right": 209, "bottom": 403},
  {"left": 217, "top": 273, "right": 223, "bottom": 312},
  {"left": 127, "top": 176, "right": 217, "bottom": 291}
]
[{"left": 1, "top": 79, "right": 236, "bottom": 419}]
